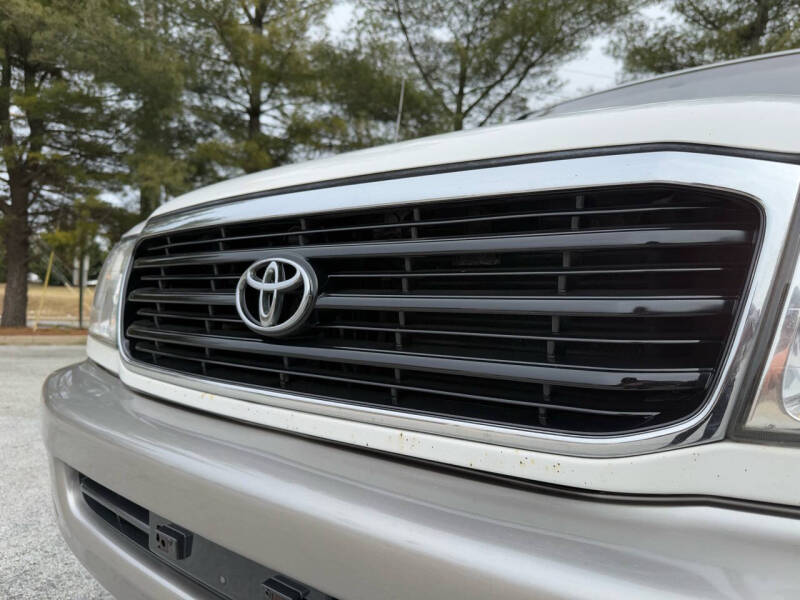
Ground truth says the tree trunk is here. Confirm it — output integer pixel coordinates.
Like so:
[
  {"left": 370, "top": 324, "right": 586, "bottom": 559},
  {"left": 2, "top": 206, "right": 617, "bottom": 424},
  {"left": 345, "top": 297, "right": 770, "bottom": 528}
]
[
  {"left": 453, "top": 54, "right": 467, "bottom": 131},
  {"left": 246, "top": 5, "right": 264, "bottom": 150},
  {"left": 247, "top": 102, "right": 261, "bottom": 141},
  {"left": 1, "top": 175, "right": 30, "bottom": 328},
  {"left": 746, "top": 0, "right": 772, "bottom": 53},
  {"left": 139, "top": 184, "right": 159, "bottom": 218},
  {"left": 244, "top": 99, "right": 264, "bottom": 173}
]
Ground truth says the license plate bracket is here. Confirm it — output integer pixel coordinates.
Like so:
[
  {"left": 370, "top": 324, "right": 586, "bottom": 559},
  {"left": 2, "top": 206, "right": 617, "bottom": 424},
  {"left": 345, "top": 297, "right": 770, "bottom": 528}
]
[{"left": 149, "top": 513, "right": 333, "bottom": 600}]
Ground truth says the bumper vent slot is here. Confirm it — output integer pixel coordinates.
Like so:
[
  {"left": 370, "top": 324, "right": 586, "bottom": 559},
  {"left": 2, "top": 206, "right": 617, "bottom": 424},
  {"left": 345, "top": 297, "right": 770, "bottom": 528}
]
[
  {"left": 79, "top": 474, "right": 334, "bottom": 599},
  {"left": 123, "top": 185, "right": 760, "bottom": 436},
  {"left": 79, "top": 475, "right": 150, "bottom": 549}
]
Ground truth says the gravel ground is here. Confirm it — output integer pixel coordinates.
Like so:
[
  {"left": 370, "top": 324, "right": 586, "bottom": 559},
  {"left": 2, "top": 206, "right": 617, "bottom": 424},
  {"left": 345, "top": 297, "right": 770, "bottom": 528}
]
[{"left": 0, "top": 346, "right": 113, "bottom": 600}]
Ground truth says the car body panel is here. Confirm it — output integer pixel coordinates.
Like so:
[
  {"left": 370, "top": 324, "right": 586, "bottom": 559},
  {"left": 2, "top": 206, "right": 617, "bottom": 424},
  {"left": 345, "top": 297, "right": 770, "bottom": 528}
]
[
  {"left": 49, "top": 51, "right": 800, "bottom": 599},
  {"left": 542, "top": 50, "right": 800, "bottom": 116},
  {"left": 151, "top": 98, "right": 800, "bottom": 219},
  {"left": 43, "top": 361, "right": 800, "bottom": 600}
]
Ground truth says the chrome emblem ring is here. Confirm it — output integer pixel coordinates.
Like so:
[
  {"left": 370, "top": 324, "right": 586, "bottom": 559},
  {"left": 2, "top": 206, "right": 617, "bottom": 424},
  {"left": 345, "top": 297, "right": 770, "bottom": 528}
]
[{"left": 235, "top": 254, "right": 317, "bottom": 336}]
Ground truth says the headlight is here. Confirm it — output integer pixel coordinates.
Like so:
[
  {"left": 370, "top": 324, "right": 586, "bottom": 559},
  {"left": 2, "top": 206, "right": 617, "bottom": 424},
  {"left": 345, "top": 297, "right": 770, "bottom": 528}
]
[
  {"left": 89, "top": 239, "right": 134, "bottom": 347},
  {"left": 741, "top": 252, "right": 800, "bottom": 436}
]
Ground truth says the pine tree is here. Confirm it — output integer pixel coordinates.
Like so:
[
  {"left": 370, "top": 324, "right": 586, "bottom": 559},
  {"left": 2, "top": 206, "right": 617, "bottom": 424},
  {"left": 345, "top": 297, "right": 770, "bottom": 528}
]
[
  {"left": 175, "top": 0, "right": 332, "bottom": 178},
  {"left": 0, "top": 0, "right": 122, "bottom": 327},
  {"left": 613, "top": 0, "right": 800, "bottom": 76},
  {"left": 101, "top": 0, "right": 197, "bottom": 217},
  {"left": 301, "top": 40, "right": 451, "bottom": 151},
  {"left": 360, "top": 0, "right": 635, "bottom": 131}
]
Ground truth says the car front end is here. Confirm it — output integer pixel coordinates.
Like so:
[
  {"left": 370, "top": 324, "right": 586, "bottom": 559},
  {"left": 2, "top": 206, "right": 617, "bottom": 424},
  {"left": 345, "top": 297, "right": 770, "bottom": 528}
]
[{"left": 44, "top": 92, "right": 800, "bottom": 599}]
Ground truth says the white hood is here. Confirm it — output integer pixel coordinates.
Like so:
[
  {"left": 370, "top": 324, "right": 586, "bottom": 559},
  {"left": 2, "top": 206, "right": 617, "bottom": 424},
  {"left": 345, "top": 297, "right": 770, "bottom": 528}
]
[{"left": 152, "top": 97, "right": 800, "bottom": 218}]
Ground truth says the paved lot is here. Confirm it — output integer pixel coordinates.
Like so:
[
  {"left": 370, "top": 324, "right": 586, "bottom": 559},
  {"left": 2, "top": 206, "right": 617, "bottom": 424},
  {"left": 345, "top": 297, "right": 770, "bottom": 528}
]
[{"left": 0, "top": 346, "right": 113, "bottom": 600}]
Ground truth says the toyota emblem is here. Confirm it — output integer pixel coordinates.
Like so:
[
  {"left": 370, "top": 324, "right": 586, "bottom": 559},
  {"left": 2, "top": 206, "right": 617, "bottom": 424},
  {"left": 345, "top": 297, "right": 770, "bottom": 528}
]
[{"left": 234, "top": 254, "right": 318, "bottom": 336}]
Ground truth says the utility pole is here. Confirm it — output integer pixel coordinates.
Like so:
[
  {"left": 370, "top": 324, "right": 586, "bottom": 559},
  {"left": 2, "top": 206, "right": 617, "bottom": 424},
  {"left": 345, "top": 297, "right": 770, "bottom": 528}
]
[
  {"left": 394, "top": 79, "right": 405, "bottom": 143},
  {"left": 78, "top": 252, "right": 88, "bottom": 329},
  {"left": 33, "top": 251, "right": 55, "bottom": 332}
]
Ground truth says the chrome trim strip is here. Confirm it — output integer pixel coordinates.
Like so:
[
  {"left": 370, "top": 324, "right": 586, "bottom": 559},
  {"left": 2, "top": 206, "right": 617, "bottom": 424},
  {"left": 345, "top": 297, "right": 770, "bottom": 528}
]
[
  {"left": 117, "top": 151, "right": 800, "bottom": 457},
  {"left": 87, "top": 335, "right": 120, "bottom": 375}
]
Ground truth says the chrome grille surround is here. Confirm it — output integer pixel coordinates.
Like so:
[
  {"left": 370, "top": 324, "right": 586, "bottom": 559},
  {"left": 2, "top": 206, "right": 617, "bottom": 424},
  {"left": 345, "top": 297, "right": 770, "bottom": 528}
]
[{"left": 115, "top": 151, "right": 800, "bottom": 457}]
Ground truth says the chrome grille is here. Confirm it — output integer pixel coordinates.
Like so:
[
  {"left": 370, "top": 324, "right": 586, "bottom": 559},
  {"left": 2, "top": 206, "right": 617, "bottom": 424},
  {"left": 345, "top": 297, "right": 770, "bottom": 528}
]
[{"left": 123, "top": 184, "right": 760, "bottom": 435}]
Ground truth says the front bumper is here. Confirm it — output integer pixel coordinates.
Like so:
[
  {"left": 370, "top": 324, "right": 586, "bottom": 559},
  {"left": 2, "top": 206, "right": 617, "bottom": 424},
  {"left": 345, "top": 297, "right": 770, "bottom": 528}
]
[{"left": 44, "top": 360, "right": 800, "bottom": 600}]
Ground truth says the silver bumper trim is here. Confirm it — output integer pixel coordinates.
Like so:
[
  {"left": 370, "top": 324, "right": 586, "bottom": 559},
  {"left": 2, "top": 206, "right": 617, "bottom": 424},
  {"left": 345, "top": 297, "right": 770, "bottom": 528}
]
[{"left": 45, "top": 360, "right": 800, "bottom": 600}]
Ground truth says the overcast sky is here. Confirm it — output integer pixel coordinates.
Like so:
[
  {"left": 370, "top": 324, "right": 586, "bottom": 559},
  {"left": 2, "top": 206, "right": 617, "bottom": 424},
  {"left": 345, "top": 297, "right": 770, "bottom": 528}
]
[
  {"left": 551, "top": 36, "right": 620, "bottom": 104},
  {"left": 554, "top": 5, "right": 673, "bottom": 104}
]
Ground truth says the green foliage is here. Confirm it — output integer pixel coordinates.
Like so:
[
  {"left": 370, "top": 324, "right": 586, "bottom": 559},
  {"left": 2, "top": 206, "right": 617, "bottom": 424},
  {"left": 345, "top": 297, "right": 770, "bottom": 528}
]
[
  {"left": 359, "top": 0, "right": 635, "bottom": 130},
  {"left": 175, "top": 0, "right": 333, "bottom": 177},
  {"left": 303, "top": 41, "right": 450, "bottom": 149},
  {"left": 613, "top": 0, "right": 800, "bottom": 76},
  {"left": 0, "top": 0, "right": 124, "bottom": 196},
  {"left": 42, "top": 209, "right": 100, "bottom": 276},
  {"left": 37, "top": 196, "right": 137, "bottom": 280},
  {"left": 99, "top": 0, "right": 198, "bottom": 216},
  {"left": 0, "top": 0, "right": 128, "bottom": 325},
  {"left": 0, "top": 0, "right": 630, "bottom": 325}
]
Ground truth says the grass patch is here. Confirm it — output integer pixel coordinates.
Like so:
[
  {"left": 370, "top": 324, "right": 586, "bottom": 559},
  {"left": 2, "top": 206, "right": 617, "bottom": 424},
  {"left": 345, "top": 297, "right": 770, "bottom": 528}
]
[
  {"left": 0, "top": 283, "right": 94, "bottom": 321},
  {"left": 0, "top": 326, "right": 88, "bottom": 336}
]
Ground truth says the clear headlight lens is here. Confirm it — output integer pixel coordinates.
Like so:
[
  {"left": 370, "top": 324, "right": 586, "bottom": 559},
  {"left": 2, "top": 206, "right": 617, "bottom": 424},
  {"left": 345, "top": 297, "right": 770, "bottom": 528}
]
[
  {"left": 781, "top": 313, "right": 800, "bottom": 420},
  {"left": 743, "top": 256, "right": 800, "bottom": 434},
  {"left": 89, "top": 239, "right": 134, "bottom": 346}
]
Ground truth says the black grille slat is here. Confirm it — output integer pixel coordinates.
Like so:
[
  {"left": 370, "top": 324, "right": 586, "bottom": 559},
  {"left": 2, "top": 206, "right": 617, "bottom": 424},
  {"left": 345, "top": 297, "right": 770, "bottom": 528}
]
[
  {"left": 315, "top": 294, "right": 735, "bottom": 316},
  {"left": 137, "top": 308, "right": 242, "bottom": 323},
  {"left": 315, "top": 323, "right": 711, "bottom": 345},
  {"left": 143, "top": 203, "right": 716, "bottom": 253},
  {"left": 327, "top": 265, "right": 730, "bottom": 278},
  {"left": 128, "top": 289, "right": 236, "bottom": 305},
  {"left": 126, "top": 323, "right": 710, "bottom": 392},
  {"left": 133, "top": 341, "right": 663, "bottom": 417},
  {"left": 133, "top": 227, "right": 752, "bottom": 269},
  {"left": 140, "top": 274, "right": 241, "bottom": 282},
  {"left": 124, "top": 184, "right": 760, "bottom": 436}
]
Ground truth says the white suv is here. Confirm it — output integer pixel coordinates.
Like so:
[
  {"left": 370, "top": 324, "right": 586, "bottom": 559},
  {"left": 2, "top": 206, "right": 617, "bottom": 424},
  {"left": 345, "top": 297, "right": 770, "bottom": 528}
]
[{"left": 45, "top": 51, "right": 800, "bottom": 600}]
